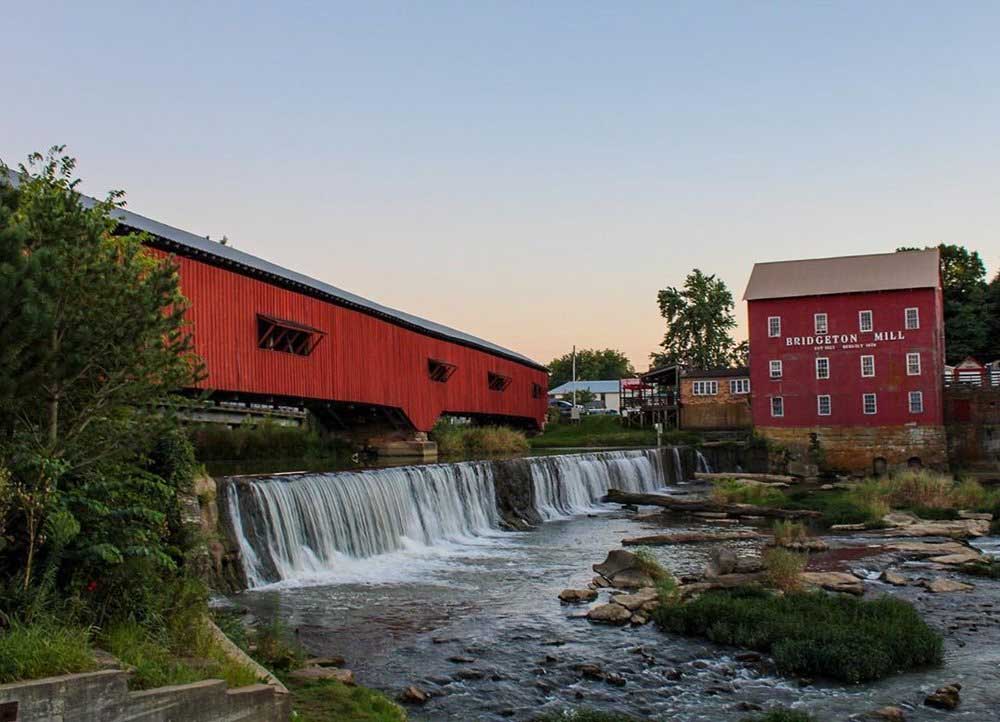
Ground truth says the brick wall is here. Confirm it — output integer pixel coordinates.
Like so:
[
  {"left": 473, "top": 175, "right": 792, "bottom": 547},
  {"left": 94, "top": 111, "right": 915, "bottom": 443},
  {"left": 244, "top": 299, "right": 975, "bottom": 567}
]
[
  {"left": 679, "top": 377, "right": 752, "bottom": 429},
  {"left": 757, "top": 424, "right": 948, "bottom": 474}
]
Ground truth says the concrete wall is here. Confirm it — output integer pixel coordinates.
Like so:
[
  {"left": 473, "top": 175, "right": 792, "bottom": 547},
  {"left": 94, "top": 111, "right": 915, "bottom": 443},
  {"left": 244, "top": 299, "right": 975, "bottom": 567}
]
[
  {"left": 945, "top": 386, "right": 1000, "bottom": 469},
  {"left": 0, "top": 670, "right": 290, "bottom": 722}
]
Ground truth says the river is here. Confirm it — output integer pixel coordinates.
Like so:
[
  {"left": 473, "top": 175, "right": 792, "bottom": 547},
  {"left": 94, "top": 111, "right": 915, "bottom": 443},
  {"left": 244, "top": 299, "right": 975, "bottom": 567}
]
[{"left": 224, "top": 450, "right": 1000, "bottom": 721}]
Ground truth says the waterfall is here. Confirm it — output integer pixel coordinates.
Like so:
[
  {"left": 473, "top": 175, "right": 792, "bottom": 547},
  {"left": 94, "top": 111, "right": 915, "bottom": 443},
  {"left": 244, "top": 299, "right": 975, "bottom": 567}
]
[
  {"left": 695, "top": 450, "right": 713, "bottom": 474},
  {"left": 227, "top": 462, "right": 501, "bottom": 588},
  {"left": 226, "top": 448, "right": 670, "bottom": 588},
  {"left": 672, "top": 447, "right": 684, "bottom": 482},
  {"left": 530, "top": 449, "right": 665, "bottom": 521}
]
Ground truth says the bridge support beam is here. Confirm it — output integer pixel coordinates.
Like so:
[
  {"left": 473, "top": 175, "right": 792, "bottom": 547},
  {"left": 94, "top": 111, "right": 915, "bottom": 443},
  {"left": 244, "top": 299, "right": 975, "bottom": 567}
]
[{"left": 368, "top": 432, "right": 438, "bottom": 461}]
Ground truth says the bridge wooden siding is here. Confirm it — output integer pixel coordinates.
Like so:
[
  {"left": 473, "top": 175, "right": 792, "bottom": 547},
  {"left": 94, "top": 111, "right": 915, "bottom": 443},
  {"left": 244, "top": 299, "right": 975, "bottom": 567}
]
[{"left": 155, "top": 249, "right": 548, "bottom": 432}]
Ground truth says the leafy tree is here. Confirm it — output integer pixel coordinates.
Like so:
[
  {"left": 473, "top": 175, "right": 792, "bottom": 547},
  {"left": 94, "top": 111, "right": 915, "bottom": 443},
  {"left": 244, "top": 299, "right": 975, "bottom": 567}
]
[
  {"left": 987, "top": 272, "right": 1000, "bottom": 362},
  {"left": 0, "top": 148, "right": 202, "bottom": 609},
  {"left": 559, "top": 389, "right": 596, "bottom": 405},
  {"left": 897, "top": 244, "right": 990, "bottom": 363},
  {"left": 548, "top": 348, "right": 635, "bottom": 388},
  {"left": 652, "top": 269, "right": 739, "bottom": 369}
]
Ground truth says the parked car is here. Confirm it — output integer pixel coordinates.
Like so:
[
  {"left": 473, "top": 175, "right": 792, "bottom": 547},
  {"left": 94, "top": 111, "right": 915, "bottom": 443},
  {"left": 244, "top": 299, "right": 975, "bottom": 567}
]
[
  {"left": 548, "top": 399, "right": 574, "bottom": 418},
  {"left": 587, "top": 407, "right": 618, "bottom": 416}
]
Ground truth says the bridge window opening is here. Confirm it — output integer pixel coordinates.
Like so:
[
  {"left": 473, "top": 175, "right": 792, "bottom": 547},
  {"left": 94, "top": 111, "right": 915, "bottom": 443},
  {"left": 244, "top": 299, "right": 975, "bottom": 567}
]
[
  {"left": 256, "top": 314, "right": 323, "bottom": 356},
  {"left": 488, "top": 372, "right": 512, "bottom": 392},
  {"left": 532, "top": 383, "right": 544, "bottom": 399},
  {"left": 428, "top": 358, "right": 457, "bottom": 383}
]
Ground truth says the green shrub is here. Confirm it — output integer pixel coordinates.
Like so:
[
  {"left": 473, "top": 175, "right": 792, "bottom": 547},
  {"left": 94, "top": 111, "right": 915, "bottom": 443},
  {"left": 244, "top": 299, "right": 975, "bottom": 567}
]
[
  {"left": 190, "top": 421, "right": 353, "bottom": 463},
  {"left": 654, "top": 587, "right": 942, "bottom": 683},
  {"left": 430, "top": 422, "right": 529, "bottom": 458},
  {"left": 251, "top": 618, "right": 304, "bottom": 673},
  {"left": 763, "top": 548, "right": 806, "bottom": 591},
  {"left": 772, "top": 520, "right": 808, "bottom": 545},
  {"left": 289, "top": 679, "right": 406, "bottom": 722},
  {"left": 960, "top": 559, "right": 1000, "bottom": 579},
  {"left": 711, "top": 479, "right": 788, "bottom": 507},
  {"left": 630, "top": 547, "right": 673, "bottom": 584},
  {"left": 529, "top": 416, "right": 695, "bottom": 449},
  {"left": 0, "top": 621, "right": 95, "bottom": 683}
]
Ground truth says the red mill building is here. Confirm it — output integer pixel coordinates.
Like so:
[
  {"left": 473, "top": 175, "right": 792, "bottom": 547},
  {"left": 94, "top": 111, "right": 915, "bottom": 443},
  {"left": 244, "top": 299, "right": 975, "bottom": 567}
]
[{"left": 744, "top": 249, "right": 946, "bottom": 472}]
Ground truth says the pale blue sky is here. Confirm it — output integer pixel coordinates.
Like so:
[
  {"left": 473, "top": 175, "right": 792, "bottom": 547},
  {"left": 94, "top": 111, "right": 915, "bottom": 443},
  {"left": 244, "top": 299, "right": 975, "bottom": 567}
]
[{"left": 4, "top": 2, "right": 998, "bottom": 368}]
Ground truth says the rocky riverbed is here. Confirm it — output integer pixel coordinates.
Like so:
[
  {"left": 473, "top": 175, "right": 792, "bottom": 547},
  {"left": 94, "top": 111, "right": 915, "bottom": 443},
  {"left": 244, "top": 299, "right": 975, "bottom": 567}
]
[{"left": 233, "top": 495, "right": 1000, "bottom": 721}]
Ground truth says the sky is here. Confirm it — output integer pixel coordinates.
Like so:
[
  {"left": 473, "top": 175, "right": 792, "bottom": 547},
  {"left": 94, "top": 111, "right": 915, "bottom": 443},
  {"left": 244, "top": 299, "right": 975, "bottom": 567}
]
[{"left": 4, "top": 2, "right": 999, "bottom": 371}]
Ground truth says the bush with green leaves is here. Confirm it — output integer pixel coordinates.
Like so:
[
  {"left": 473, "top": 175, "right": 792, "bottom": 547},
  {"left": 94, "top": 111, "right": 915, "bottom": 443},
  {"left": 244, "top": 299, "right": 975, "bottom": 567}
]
[{"left": 655, "top": 587, "right": 942, "bottom": 683}]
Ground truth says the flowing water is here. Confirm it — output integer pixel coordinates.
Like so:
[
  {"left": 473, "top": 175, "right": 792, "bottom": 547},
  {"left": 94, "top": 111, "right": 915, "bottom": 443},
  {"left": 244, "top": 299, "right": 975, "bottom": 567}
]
[
  {"left": 226, "top": 450, "right": 1000, "bottom": 721},
  {"left": 695, "top": 450, "right": 712, "bottom": 474}
]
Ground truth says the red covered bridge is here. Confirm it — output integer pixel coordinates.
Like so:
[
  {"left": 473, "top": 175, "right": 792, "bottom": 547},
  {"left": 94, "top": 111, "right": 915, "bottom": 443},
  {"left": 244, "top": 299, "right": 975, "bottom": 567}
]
[{"left": 106, "top": 203, "right": 549, "bottom": 436}]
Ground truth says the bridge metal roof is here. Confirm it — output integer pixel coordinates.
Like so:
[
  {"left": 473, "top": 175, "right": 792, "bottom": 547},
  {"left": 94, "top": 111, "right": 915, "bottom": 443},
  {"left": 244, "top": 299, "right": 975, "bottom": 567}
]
[{"left": 4, "top": 170, "right": 546, "bottom": 371}]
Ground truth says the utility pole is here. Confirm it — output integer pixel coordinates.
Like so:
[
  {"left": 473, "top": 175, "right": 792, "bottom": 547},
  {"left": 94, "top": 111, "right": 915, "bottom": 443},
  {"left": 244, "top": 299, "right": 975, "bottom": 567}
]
[{"left": 572, "top": 345, "right": 577, "bottom": 408}]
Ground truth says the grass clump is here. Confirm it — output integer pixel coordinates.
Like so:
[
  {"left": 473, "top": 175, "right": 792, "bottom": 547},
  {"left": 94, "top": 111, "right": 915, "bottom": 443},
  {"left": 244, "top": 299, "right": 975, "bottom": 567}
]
[
  {"left": 631, "top": 547, "right": 672, "bottom": 582},
  {"left": 711, "top": 479, "right": 788, "bottom": 507},
  {"left": 654, "top": 587, "right": 942, "bottom": 683},
  {"left": 288, "top": 679, "right": 406, "bottom": 722},
  {"left": 960, "top": 559, "right": 1000, "bottom": 579},
  {"left": 0, "top": 620, "right": 96, "bottom": 683},
  {"left": 763, "top": 548, "right": 806, "bottom": 592},
  {"left": 531, "top": 709, "right": 649, "bottom": 722},
  {"left": 772, "top": 520, "right": 808, "bottom": 546},
  {"left": 431, "top": 422, "right": 529, "bottom": 458}
]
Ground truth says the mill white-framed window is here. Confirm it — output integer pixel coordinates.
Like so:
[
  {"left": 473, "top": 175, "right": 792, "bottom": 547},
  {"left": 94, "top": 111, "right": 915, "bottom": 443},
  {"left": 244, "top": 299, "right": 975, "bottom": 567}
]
[
  {"left": 817, "top": 394, "right": 832, "bottom": 416},
  {"left": 860, "top": 355, "right": 875, "bottom": 378},
  {"left": 730, "top": 378, "right": 750, "bottom": 394},
  {"left": 859, "top": 310, "right": 873, "bottom": 333},
  {"left": 815, "top": 357, "right": 830, "bottom": 380},
  {"left": 909, "top": 390, "right": 924, "bottom": 413},
  {"left": 863, "top": 393, "right": 877, "bottom": 415},
  {"left": 769, "top": 360, "right": 783, "bottom": 379},
  {"left": 692, "top": 380, "right": 719, "bottom": 396},
  {"left": 906, "top": 352, "right": 921, "bottom": 376},
  {"left": 905, "top": 307, "right": 920, "bottom": 330},
  {"left": 770, "top": 396, "right": 784, "bottom": 417},
  {"left": 814, "top": 313, "right": 828, "bottom": 335},
  {"left": 768, "top": 316, "right": 781, "bottom": 338}
]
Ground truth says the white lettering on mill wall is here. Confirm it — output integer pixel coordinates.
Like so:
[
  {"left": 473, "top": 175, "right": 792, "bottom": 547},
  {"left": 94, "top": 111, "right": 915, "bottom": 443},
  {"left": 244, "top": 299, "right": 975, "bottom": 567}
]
[{"left": 784, "top": 330, "right": 906, "bottom": 349}]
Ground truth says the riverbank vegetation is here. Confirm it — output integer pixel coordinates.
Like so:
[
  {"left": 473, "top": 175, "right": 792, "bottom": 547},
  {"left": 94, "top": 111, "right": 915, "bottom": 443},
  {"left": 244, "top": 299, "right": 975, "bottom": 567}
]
[
  {"left": 431, "top": 422, "right": 529, "bottom": 457},
  {"left": 190, "top": 421, "right": 355, "bottom": 474},
  {"left": 530, "top": 416, "right": 700, "bottom": 450},
  {"left": 655, "top": 587, "right": 943, "bottom": 683}
]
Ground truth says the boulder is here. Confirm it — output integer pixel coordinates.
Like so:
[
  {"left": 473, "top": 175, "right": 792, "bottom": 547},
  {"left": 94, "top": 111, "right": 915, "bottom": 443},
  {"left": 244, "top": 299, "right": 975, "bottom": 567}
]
[
  {"left": 611, "top": 587, "right": 659, "bottom": 611},
  {"left": 830, "top": 523, "right": 867, "bottom": 531},
  {"left": 592, "top": 575, "right": 611, "bottom": 588},
  {"left": 884, "top": 541, "right": 986, "bottom": 565},
  {"left": 870, "top": 706, "right": 906, "bottom": 721},
  {"left": 958, "top": 510, "right": 992, "bottom": 521},
  {"left": 586, "top": 602, "right": 632, "bottom": 625},
  {"left": 879, "top": 514, "right": 990, "bottom": 539},
  {"left": 399, "top": 686, "right": 430, "bottom": 705},
  {"left": 709, "top": 547, "right": 738, "bottom": 576},
  {"left": 880, "top": 570, "right": 909, "bottom": 586},
  {"left": 924, "top": 683, "right": 961, "bottom": 710},
  {"left": 921, "top": 578, "right": 974, "bottom": 593},
  {"left": 290, "top": 667, "right": 355, "bottom": 684},
  {"left": 303, "top": 656, "right": 346, "bottom": 668},
  {"left": 801, "top": 571, "right": 864, "bottom": 596},
  {"left": 559, "top": 588, "right": 598, "bottom": 603},
  {"left": 630, "top": 612, "right": 650, "bottom": 625},
  {"left": 592, "top": 550, "right": 654, "bottom": 589}
]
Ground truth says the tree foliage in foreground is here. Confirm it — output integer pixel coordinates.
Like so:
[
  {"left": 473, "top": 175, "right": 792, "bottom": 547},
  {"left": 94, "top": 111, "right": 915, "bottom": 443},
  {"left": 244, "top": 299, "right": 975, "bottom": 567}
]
[
  {"left": 652, "top": 269, "right": 740, "bottom": 370},
  {"left": 0, "top": 147, "right": 202, "bottom": 622},
  {"left": 547, "top": 348, "right": 635, "bottom": 388}
]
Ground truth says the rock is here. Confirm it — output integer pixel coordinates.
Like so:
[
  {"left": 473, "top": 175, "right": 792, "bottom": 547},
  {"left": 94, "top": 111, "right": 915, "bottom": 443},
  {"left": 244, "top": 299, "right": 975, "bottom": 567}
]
[
  {"left": 830, "top": 523, "right": 867, "bottom": 531},
  {"left": 879, "top": 515, "right": 990, "bottom": 539},
  {"left": 880, "top": 570, "right": 909, "bottom": 586},
  {"left": 604, "top": 672, "right": 626, "bottom": 686},
  {"left": 559, "top": 588, "right": 598, "bottom": 603},
  {"left": 884, "top": 541, "right": 986, "bottom": 565},
  {"left": 921, "top": 578, "right": 974, "bottom": 593},
  {"left": 609, "top": 569, "right": 656, "bottom": 589},
  {"left": 304, "top": 656, "right": 346, "bottom": 668},
  {"left": 734, "top": 652, "right": 762, "bottom": 663},
  {"left": 575, "top": 663, "right": 604, "bottom": 680},
  {"left": 775, "top": 539, "right": 829, "bottom": 552},
  {"left": 870, "top": 706, "right": 906, "bottom": 721},
  {"left": 587, "top": 602, "right": 633, "bottom": 625},
  {"left": 630, "top": 612, "right": 650, "bottom": 625},
  {"left": 736, "top": 702, "right": 764, "bottom": 712},
  {"left": 592, "top": 575, "right": 611, "bottom": 588},
  {"left": 709, "top": 547, "right": 738, "bottom": 576},
  {"left": 801, "top": 571, "right": 864, "bottom": 596},
  {"left": 611, "top": 587, "right": 659, "bottom": 611},
  {"left": 448, "top": 655, "right": 475, "bottom": 664},
  {"left": 820, "top": 484, "right": 835, "bottom": 491},
  {"left": 399, "top": 686, "right": 429, "bottom": 705},
  {"left": 621, "top": 503, "right": 639, "bottom": 512},
  {"left": 290, "top": 667, "right": 355, "bottom": 684},
  {"left": 453, "top": 669, "right": 486, "bottom": 681},
  {"left": 664, "top": 667, "right": 682, "bottom": 681},
  {"left": 958, "top": 510, "right": 992, "bottom": 521},
  {"left": 692, "top": 511, "right": 730, "bottom": 519},
  {"left": 924, "top": 683, "right": 961, "bottom": 710}
]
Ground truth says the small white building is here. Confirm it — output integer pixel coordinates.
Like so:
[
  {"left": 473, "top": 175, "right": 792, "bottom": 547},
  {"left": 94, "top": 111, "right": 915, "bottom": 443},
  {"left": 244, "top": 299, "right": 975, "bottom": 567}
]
[{"left": 548, "top": 380, "right": 624, "bottom": 412}]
